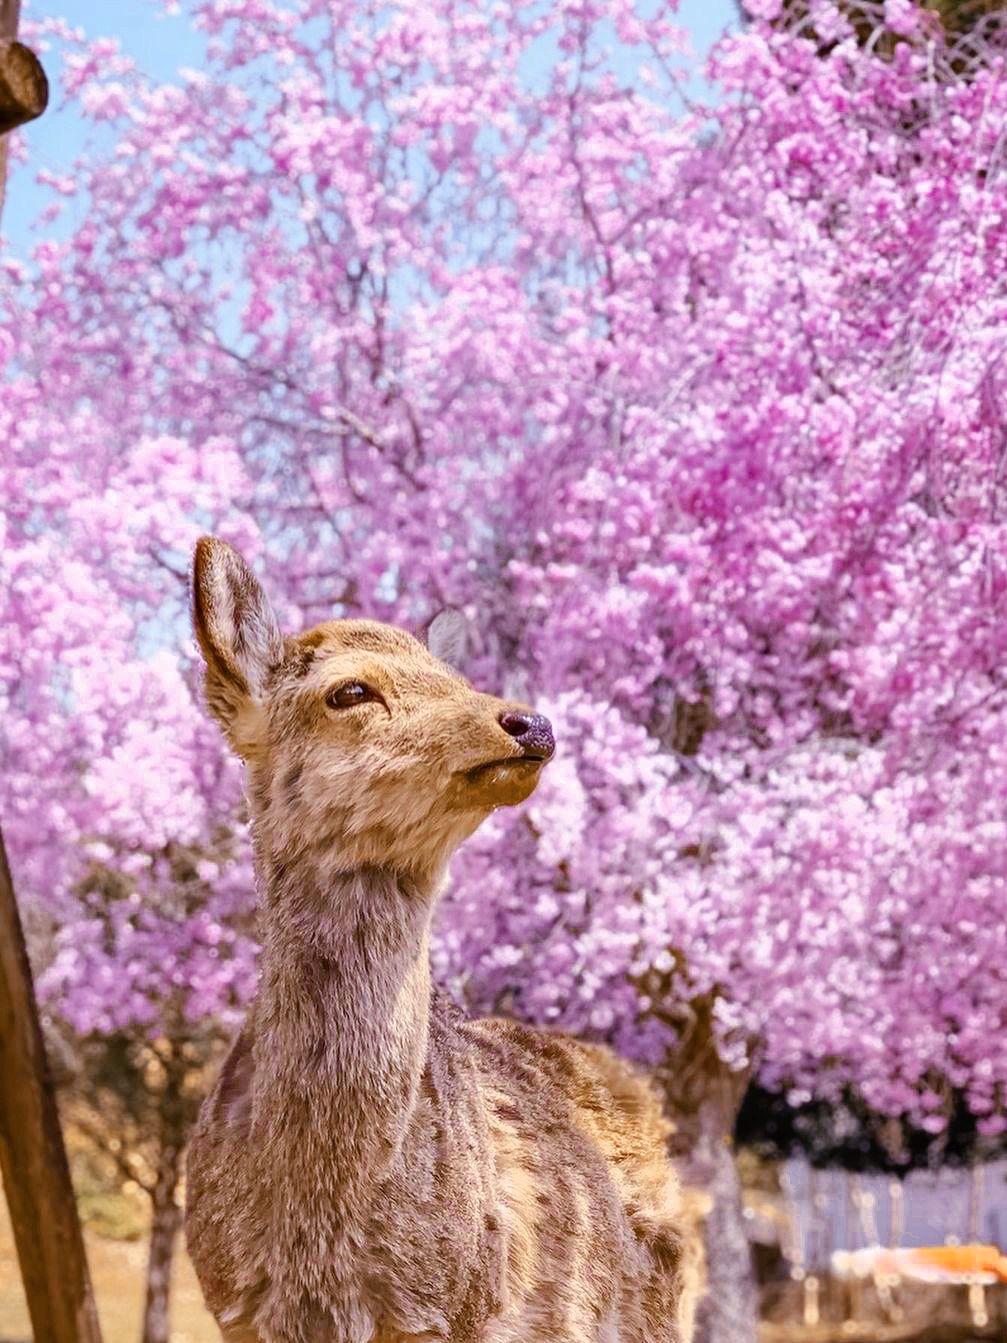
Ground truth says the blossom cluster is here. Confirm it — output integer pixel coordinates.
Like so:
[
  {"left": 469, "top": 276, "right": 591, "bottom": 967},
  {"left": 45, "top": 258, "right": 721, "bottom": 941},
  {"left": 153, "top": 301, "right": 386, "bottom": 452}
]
[{"left": 5, "top": 0, "right": 1007, "bottom": 1128}]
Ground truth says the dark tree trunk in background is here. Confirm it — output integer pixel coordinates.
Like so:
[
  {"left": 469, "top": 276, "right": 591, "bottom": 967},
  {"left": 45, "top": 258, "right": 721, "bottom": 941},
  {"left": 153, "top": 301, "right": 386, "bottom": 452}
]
[
  {"left": 142, "top": 1171, "right": 181, "bottom": 1343},
  {"left": 659, "top": 1000, "right": 759, "bottom": 1343},
  {"left": 140, "top": 1050, "right": 186, "bottom": 1343}
]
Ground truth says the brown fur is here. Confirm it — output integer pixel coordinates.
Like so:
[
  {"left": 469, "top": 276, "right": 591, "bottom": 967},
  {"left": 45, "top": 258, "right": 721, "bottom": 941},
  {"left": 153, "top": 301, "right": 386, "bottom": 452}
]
[{"left": 185, "top": 537, "right": 696, "bottom": 1343}]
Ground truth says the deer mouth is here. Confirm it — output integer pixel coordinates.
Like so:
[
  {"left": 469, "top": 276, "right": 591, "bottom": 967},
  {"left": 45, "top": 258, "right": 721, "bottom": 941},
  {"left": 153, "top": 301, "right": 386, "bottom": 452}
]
[{"left": 464, "top": 754, "right": 548, "bottom": 780}]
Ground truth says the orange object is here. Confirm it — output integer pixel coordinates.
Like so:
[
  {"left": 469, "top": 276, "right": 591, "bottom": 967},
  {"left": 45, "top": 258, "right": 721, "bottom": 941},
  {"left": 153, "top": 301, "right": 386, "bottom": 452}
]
[
  {"left": 834, "top": 1243, "right": 1007, "bottom": 1283},
  {"left": 902, "top": 1244, "right": 1007, "bottom": 1281}
]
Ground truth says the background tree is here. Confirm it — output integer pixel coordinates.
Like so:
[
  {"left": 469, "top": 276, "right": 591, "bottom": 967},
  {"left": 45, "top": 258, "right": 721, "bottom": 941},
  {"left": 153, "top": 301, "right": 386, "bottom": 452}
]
[
  {"left": 5, "top": 2, "right": 1007, "bottom": 1340},
  {"left": 0, "top": 375, "right": 259, "bottom": 1339},
  {"left": 41, "top": 846, "right": 255, "bottom": 1343},
  {"left": 52, "top": 1021, "right": 211, "bottom": 1343}
]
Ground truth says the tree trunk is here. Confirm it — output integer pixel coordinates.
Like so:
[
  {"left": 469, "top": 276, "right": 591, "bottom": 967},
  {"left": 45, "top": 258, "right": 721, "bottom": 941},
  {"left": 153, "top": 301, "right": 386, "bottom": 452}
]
[
  {"left": 141, "top": 1049, "right": 187, "bottom": 1343},
  {"left": 687, "top": 1098, "right": 760, "bottom": 1343},
  {"left": 658, "top": 1001, "right": 759, "bottom": 1343},
  {"left": 142, "top": 1168, "right": 181, "bottom": 1343}
]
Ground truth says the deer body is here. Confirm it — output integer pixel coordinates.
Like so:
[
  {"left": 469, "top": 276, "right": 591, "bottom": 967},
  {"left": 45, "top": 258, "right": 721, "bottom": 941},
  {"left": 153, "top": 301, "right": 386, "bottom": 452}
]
[{"left": 185, "top": 539, "right": 694, "bottom": 1343}]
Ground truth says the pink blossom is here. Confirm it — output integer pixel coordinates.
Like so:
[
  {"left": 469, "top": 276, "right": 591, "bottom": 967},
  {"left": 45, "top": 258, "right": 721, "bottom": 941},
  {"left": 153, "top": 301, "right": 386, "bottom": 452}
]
[{"left": 4, "top": 0, "right": 1007, "bottom": 1135}]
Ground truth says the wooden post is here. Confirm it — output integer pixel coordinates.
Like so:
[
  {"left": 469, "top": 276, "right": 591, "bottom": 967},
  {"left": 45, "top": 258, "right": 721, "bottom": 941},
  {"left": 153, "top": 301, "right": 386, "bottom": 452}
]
[
  {"left": 0, "top": 2, "right": 96, "bottom": 1335},
  {"left": 0, "top": 39, "right": 46, "bottom": 133},
  {"left": 0, "top": 0, "right": 48, "bottom": 225},
  {"left": 0, "top": 823, "right": 104, "bottom": 1343}
]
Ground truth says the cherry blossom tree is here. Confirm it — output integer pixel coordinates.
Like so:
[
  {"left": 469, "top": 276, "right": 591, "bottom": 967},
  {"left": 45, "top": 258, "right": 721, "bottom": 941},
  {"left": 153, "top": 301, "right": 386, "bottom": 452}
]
[
  {"left": 4, "top": 1, "right": 1007, "bottom": 1339},
  {"left": 0, "top": 372, "right": 262, "bottom": 1337}
]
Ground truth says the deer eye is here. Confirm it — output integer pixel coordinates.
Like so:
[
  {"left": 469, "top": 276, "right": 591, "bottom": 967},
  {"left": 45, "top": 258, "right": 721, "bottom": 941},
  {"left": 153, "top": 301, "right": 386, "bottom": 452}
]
[{"left": 326, "top": 681, "right": 379, "bottom": 710}]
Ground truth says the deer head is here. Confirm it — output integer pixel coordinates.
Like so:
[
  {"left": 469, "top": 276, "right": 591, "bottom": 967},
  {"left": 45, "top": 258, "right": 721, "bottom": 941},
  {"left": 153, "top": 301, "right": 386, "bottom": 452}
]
[{"left": 192, "top": 536, "right": 555, "bottom": 882}]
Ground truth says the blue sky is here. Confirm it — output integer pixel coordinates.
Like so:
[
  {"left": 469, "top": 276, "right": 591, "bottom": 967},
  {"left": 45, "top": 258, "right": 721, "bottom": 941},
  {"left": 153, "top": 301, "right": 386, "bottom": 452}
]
[{"left": 6, "top": 0, "right": 739, "bottom": 251}]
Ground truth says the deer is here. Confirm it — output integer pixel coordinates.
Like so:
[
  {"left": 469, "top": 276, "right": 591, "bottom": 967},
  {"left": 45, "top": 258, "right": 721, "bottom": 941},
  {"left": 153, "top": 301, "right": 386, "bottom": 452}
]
[{"left": 184, "top": 536, "right": 697, "bottom": 1343}]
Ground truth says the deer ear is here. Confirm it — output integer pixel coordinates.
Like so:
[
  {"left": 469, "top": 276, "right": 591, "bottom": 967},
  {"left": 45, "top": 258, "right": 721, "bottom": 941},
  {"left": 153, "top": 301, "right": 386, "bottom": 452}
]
[
  {"left": 192, "top": 537, "right": 283, "bottom": 753},
  {"left": 425, "top": 608, "right": 471, "bottom": 669}
]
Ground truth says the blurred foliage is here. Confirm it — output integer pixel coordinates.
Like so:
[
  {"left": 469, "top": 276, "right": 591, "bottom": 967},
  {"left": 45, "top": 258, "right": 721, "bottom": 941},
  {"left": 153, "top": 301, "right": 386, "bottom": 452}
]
[
  {"left": 737, "top": 1082, "right": 1007, "bottom": 1174},
  {"left": 66, "top": 1138, "right": 148, "bottom": 1241}
]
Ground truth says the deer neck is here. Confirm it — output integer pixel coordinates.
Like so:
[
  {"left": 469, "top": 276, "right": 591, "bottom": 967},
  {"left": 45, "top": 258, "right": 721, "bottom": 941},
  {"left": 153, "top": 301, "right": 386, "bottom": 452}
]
[{"left": 251, "top": 856, "right": 436, "bottom": 1231}]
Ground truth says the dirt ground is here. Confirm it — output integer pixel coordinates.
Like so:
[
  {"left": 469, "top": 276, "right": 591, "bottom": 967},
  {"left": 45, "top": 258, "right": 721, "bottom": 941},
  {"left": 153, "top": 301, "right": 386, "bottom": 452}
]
[
  {"left": 0, "top": 1195, "right": 218, "bottom": 1343},
  {"left": 3, "top": 1190, "right": 999, "bottom": 1343}
]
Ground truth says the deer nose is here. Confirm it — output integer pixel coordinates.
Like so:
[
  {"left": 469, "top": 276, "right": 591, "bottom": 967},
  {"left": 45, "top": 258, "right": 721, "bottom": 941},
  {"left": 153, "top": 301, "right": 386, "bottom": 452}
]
[{"left": 498, "top": 710, "right": 555, "bottom": 761}]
